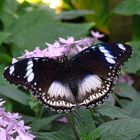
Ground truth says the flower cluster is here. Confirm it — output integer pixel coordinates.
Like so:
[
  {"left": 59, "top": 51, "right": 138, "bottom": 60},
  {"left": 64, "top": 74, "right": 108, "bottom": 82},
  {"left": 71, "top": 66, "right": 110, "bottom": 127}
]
[
  {"left": 0, "top": 99, "right": 35, "bottom": 140},
  {"left": 12, "top": 31, "right": 104, "bottom": 63}
]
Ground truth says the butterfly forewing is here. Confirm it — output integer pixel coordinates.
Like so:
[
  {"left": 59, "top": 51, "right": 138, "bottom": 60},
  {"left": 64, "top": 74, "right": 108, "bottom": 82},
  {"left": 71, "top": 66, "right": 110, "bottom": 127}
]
[
  {"left": 71, "top": 43, "right": 132, "bottom": 81},
  {"left": 3, "top": 57, "right": 77, "bottom": 112}
]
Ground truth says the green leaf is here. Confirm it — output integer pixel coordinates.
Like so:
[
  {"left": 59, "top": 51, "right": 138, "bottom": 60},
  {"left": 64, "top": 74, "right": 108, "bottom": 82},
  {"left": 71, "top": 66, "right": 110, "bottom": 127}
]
[
  {"left": 104, "top": 94, "right": 115, "bottom": 105},
  {"left": 88, "top": 125, "right": 110, "bottom": 140},
  {"left": 124, "top": 41, "right": 140, "bottom": 73},
  {"left": 9, "top": 22, "right": 93, "bottom": 50},
  {"left": 0, "top": 0, "right": 18, "bottom": 28},
  {"left": 113, "top": 0, "right": 140, "bottom": 16},
  {"left": 6, "top": 8, "right": 93, "bottom": 50},
  {"left": 0, "top": 54, "right": 11, "bottom": 64},
  {"left": 0, "top": 85, "right": 29, "bottom": 105},
  {"left": 115, "top": 83, "right": 139, "bottom": 100},
  {"left": 134, "top": 135, "right": 140, "bottom": 140},
  {"left": 0, "top": 65, "right": 10, "bottom": 86},
  {"left": 57, "top": 10, "right": 95, "bottom": 20},
  {"left": 96, "top": 118, "right": 140, "bottom": 140},
  {"left": 71, "top": 0, "right": 110, "bottom": 29},
  {"left": 0, "top": 0, "right": 18, "bottom": 13},
  {"left": 0, "top": 32, "right": 11, "bottom": 45},
  {"left": 31, "top": 114, "right": 62, "bottom": 131},
  {"left": 132, "top": 16, "right": 140, "bottom": 40},
  {"left": 73, "top": 109, "right": 95, "bottom": 138},
  {"left": 124, "top": 98, "right": 140, "bottom": 117},
  {"left": 97, "top": 104, "right": 131, "bottom": 119},
  {"left": 22, "top": 115, "right": 36, "bottom": 124},
  {"left": 6, "top": 8, "right": 57, "bottom": 32},
  {"left": 35, "top": 131, "right": 75, "bottom": 140}
]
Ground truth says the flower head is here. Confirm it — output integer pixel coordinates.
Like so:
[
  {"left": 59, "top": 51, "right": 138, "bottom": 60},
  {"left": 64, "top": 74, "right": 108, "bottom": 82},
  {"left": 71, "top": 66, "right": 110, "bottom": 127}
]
[
  {"left": 45, "top": 41, "right": 65, "bottom": 59},
  {"left": 0, "top": 99, "right": 35, "bottom": 140},
  {"left": 13, "top": 32, "right": 101, "bottom": 63}
]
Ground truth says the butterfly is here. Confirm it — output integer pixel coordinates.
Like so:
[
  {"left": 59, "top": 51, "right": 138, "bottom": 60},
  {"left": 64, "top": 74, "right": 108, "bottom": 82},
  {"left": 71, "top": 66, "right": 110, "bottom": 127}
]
[{"left": 3, "top": 43, "right": 132, "bottom": 113}]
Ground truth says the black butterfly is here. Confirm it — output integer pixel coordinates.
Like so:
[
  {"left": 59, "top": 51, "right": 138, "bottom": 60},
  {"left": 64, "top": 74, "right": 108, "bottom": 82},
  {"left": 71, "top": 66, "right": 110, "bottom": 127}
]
[{"left": 3, "top": 43, "right": 132, "bottom": 113}]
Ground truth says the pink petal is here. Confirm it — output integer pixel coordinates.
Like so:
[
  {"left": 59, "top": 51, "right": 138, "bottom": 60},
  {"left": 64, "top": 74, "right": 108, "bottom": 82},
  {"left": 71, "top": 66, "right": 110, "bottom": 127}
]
[
  {"left": 12, "top": 58, "right": 18, "bottom": 64},
  {"left": 91, "top": 31, "right": 104, "bottom": 38},
  {"left": 76, "top": 45, "right": 83, "bottom": 52},
  {"left": 0, "top": 128, "right": 7, "bottom": 140},
  {"left": 59, "top": 37, "right": 75, "bottom": 44}
]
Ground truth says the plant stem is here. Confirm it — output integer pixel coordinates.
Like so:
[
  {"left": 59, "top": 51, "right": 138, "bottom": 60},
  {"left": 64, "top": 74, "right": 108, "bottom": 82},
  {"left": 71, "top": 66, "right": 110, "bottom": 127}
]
[{"left": 66, "top": 113, "right": 80, "bottom": 140}]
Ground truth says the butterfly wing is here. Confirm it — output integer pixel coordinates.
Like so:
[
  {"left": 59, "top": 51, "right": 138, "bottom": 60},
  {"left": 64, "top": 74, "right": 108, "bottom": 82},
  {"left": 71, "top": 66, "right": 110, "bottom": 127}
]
[
  {"left": 3, "top": 57, "right": 77, "bottom": 112},
  {"left": 70, "top": 43, "right": 132, "bottom": 108},
  {"left": 71, "top": 43, "right": 132, "bottom": 81}
]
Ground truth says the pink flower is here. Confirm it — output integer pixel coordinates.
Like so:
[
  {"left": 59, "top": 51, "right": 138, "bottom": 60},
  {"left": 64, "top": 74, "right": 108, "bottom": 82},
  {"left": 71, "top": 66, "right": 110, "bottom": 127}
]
[
  {"left": 23, "top": 48, "right": 44, "bottom": 58},
  {"left": 76, "top": 45, "right": 88, "bottom": 52},
  {"left": 15, "top": 35, "right": 100, "bottom": 61},
  {"left": 91, "top": 31, "right": 104, "bottom": 39},
  {"left": 32, "top": 47, "right": 44, "bottom": 57},
  {"left": 0, "top": 99, "right": 35, "bottom": 140},
  {"left": 59, "top": 37, "right": 75, "bottom": 46},
  {"left": 76, "top": 37, "right": 95, "bottom": 47},
  {"left": 12, "top": 58, "right": 18, "bottom": 64},
  {"left": 45, "top": 41, "right": 65, "bottom": 59}
]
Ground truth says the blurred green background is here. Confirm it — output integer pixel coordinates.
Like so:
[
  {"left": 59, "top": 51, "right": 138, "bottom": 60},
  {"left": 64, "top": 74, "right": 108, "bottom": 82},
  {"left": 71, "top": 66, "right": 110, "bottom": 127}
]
[{"left": 1, "top": 0, "right": 140, "bottom": 140}]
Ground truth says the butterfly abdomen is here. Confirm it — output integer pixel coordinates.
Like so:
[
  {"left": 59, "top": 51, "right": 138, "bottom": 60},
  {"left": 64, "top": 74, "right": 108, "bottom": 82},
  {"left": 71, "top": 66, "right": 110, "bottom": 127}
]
[{"left": 68, "top": 73, "right": 78, "bottom": 97}]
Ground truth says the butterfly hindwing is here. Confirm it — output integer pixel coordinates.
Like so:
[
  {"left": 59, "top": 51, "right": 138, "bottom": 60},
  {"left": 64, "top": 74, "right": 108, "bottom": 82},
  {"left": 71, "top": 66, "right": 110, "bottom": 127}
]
[{"left": 76, "top": 74, "right": 113, "bottom": 108}]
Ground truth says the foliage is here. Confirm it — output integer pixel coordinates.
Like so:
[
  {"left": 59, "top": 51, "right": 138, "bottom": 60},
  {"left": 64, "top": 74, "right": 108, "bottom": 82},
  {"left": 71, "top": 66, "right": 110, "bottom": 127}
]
[
  {"left": 0, "top": 0, "right": 140, "bottom": 140},
  {"left": 113, "top": 0, "right": 140, "bottom": 16}
]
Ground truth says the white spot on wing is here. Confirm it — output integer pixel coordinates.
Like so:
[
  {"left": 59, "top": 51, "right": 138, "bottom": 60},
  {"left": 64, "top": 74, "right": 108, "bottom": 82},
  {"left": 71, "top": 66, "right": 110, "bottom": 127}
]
[
  {"left": 104, "top": 53, "right": 114, "bottom": 59},
  {"left": 99, "top": 46, "right": 109, "bottom": 53},
  {"left": 106, "top": 57, "right": 116, "bottom": 64},
  {"left": 27, "top": 60, "right": 33, "bottom": 65},
  {"left": 9, "top": 66, "right": 15, "bottom": 75},
  {"left": 27, "top": 72, "right": 34, "bottom": 82},
  {"left": 25, "top": 69, "right": 33, "bottom": 77},
  {"left": 118, "top": 44, "right": 126, "bottom": 51},
  {"left": 99, "top": 46, "right": 115, "bottom": 61},
  {"left": 26, "top": 63, "right": 33, "bottom": 70}
]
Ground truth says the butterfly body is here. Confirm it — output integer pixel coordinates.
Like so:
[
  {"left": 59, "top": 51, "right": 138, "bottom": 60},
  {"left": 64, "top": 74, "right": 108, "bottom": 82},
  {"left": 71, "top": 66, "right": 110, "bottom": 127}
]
[{"left": 3, "top": 43, "right": 132, "bottom": 112}]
